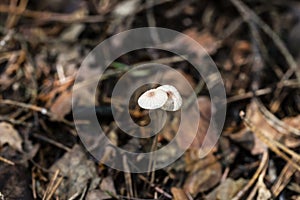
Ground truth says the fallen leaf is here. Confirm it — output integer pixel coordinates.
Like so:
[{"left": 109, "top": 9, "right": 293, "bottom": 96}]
[
  {"left": 113, "top": 0, "right": 140, "bottom": 17},
  {"left": 183, "top": 153, "right": 222, "bottom": 196},
  {"left": 100, "top": 176, "right": 117, "bottom": 197},
  {"left": 283, "top": 115, "right": 300, "bottom": 129},
  {"left": 171, "top": 187, "right": 189, "bottom": 200},
  {"left": 49, "top": 145, "right": 100, "bottom": 199},
  {"left": 0, "top": 164, "right": 33, "bottom": 200},
  {"left": 60, "top": 24, "right": 85, "bottom": 42},
  {"left": 230, "top": 102, "right": 270, "bottom": 155},
  {"left": 38, "top": 78, "right": 73, "bottom": 108},
  {"left": 271, "top": 161, "right": 296, "bottom": 197},
  {"left": 177, "top": 97, "right": 218, "bottom": 154},
  {"left": 282, "top": 115, "right": 300, "bottom": 148},
  {"left": 257, "top": 179, "right": 272, "bottom": 200},
  {"left": 50, "top": 90, "right": 72, "bottom": 120},
  {"left": 0, "top": 122, "right": 22, "bottom": 152},
  {"left": 86, "top": 190, "right": 112, "bottom": 200},
  {"left": 231, "top": 40, "right": 252, "bottom": 67},
  {"left": 230, "top": 101, "right": 300, "bottom": 155},
  {"left": 206, "top": 178, "right": 247, "bottom": 200},
  {"left": 183, "top": 28, "right": 222, "bottom": 55}
]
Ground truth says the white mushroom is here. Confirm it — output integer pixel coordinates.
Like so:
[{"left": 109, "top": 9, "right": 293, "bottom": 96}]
[
  {"left": 138, "top": 88, "right": 168, "bottom": 110},
  {"left": 157, "top": 85, "right": 182, "bottom": 111}
]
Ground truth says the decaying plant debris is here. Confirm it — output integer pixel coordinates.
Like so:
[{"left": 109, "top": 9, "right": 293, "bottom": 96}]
[{"left": 0, "top": 0, "right": 300, "bottom": 199}]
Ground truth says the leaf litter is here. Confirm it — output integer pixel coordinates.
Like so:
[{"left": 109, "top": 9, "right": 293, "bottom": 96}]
[{"left": 0, "top": 0, "right": 300, "bottom": 199}]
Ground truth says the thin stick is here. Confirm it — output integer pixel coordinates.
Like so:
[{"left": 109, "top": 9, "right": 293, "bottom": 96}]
[
  {"left": 0, "top": 0, "right": 172, "bottom": 24},
  {"left": 0, "top": 99, "right": 73, "bottom": 126},
  {"left": 0, "top": 156, "right": 15, "bottom": 165},
  {"left": 43, "top": 169, "right": 60, "bottom": 200},
  {"left": 229, "top": 0, "right": 300, "bottom": 82},
  {"left": 123, "top": 156, "right": 134, "bottom": 198},
  {"left": 45, "top": 176, "right": 63, "bottom": 200},
  {"left": 240, "top": 111, "right": 300, "bottom": 172},
  {"left": 254, "top": 98, "right": 300, "bottom": 136},
  {"left": 32, "top": 169, "right": 37, "bottom": 199},
  {"left": 0, "top": 4, "right": 105, "bottom": 23},
  {"left": 271, "top": 161, "right": 296, "bottom": 197},
  {"left": 73, "top": 55, "right": 185, "bottom": 92},
  {"left": 5, "top": 0, "right": 28, "bottom": 29},
  {"left": 0, "top": 99, "right": 48, "bottom": 114},
  {"left": 32, "top": 133, "right": 71, "bottom": 152},
  {"left": 232, "top": 151, "right": 268, "bottom": 200},
  {"left": 139, "top": 175, "right": 172, "bottom": 199},
  {"left": 227, "top": 87, "right": 272, "bottom": 103},
  {"left": 227, "top": 79, "right": 300, "bottom": 104},
  {"left": 246, "top": 154, "right": 269, "bottom": 200}
]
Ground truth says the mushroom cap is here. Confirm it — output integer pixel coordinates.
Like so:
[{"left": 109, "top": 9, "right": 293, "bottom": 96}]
[
  {"left": 138, "top": 88, "right": 168, "bottom": 110},
  {"left": 157, "top": 85, "right": 182, "bottom": 111}
]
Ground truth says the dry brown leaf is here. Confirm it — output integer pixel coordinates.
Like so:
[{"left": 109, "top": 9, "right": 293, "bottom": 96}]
[
  {"left": 100, "top": 176, "right": 117, "bottom": 197},
  {"left": 192, "top": 97, "right": 217, "bottom": 149},
  {"left": 86, "top": 177, "right": 116, "bottom": 200},
  {"left": 171, "top": 187, "right": 189, "bottom": 200},
  {"left": 50, "top": 90, "right": 72, "bottom": 120},
  {"left": 0, "top": 52, "right": 23, "bottom": 90},
  {"left": 242, "top": 101, "right": 269, "bottom": 155},
  {"left": 282, "top": 115, "right": 300, "bottom": 147},
  {"left": 231, "top": 40, "right": 252, "bottom": 67},
  {"left": 86, "top": 190, "right": 112, "bottom": 200},
  {"left": 49, "top": 145, "right": 100, "bottom": 199},
  {"left": 230, "top": 101, "right": 300, "bottom": 155},
  {"left": 0, "top": 164, "right": 33, "bottom": 199},
  {"left": 177, "top": 97, "right": 218, "bottom": 153},
  {"left": 38, "top": 79, "right": 73, "bottom": 108},
  {"left": 0, "top": 122, "right": 22, "bottom": 152},
  {"left": 230, "top": 101, "right": 281, "bottom": 155},
  {"left": 271, "top": 161, "right": 296, "bottom": 197},
  {"left": 183, "top": 153, "right": 222, "bottom": 196},
  {"left": 229, "top": 129, "right": 256, "bottom": 153},
  {"left": 257, "top": 180, "right": 272, "bottom": 200},
  {"left": 206, "top": 178, "right": 247, "bottom": 200},
  {"left": 183, "top": 28, "right": 221, "bottom": 54},
  {"left": 283, "top": 115, "right": 300, "bottom": 129}
]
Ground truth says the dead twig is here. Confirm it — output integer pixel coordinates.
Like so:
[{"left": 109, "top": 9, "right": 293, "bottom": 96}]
[
  {"left": 73, "top": 55, "right": 185, "bottom": 91},
  {"left": 138, "top": 175, "right": 172, "bottom": 199},
  {"left": 0, "top": 99, "right": 48, "bottom": 114},
  {"left": 0, "top": 99, "right": 73, "bottom": 126},
  {"left": 226, "top": 79, "right": 300, "bottom": 103},
  {"left": 5, "top": 0, "right": 28, "bottom": 29},
  {"left": 32, "top": 133, "right": 71, "bottom": 152},
  {"left": 246, "top": 153, "right": 270, "bottom": 200},
  {"left": 227, "top": 87, "right": 272, "bottom": 103},
  {"left": 31, "top": 169, "right": 37, "bottom": 199},
  {"left": 0, "top": 156, "right": 15, "bottom": 165},
  {"left": 0, "top": 4, "right": 105, "bottom": 23},
  {"left": 254, "top": 98, "right": 300, "bottom": 136},
  {"left": 239, "top": 111, "right": 300, "bottom": 172},
  {"left": 271, "top": 161, "right": 297, "bottom": 197},
  {"left": 0, "top": 116, "right": 31, "bottom": 126},
  {"left": 229, "top": 0, "right": 300, "bottom": 82},
  {"left": 232, "top": 151, "right": 268, "bottom": 200},
  {"left": 42, "top": 169, "right": 63, "bottom": 200}
]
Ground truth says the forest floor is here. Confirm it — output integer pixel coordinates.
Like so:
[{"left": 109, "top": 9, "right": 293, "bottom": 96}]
[{"left": 0, "top": 0, "right": 300, "bottom": 199}]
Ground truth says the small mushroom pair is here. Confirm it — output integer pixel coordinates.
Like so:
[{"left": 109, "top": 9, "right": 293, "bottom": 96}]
[{"left": 138, "top": 85, "right": 182, "bottom": 111}]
